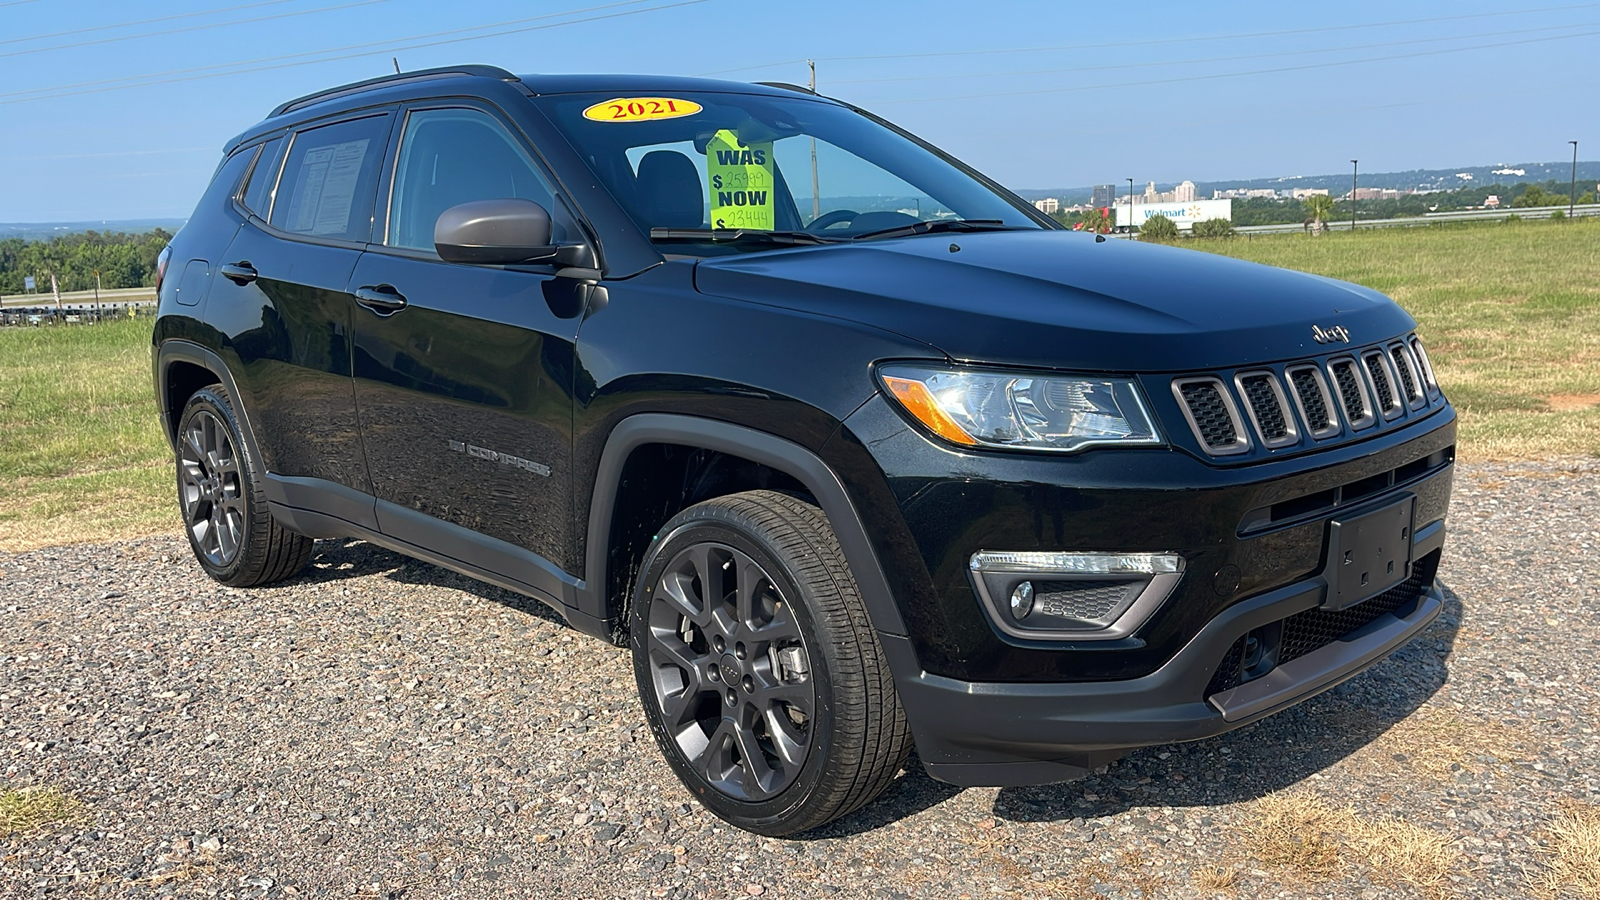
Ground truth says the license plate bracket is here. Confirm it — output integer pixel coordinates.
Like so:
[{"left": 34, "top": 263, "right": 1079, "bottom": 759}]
[{"left": 1324, "top": 495, "right": 1415, "bottom": 611}]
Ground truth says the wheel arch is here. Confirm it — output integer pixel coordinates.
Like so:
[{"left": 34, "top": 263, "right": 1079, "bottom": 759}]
[
  {"left": 582, "top": 414, "right": 908, "bottom": 644},
  {"left": 156, "top": 340, "right": 264, "bottom": 467}
]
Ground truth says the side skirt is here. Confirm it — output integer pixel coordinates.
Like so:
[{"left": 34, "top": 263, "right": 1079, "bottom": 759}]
[{"left": 263, "top": 473, "right": 609, "bottom": 641}]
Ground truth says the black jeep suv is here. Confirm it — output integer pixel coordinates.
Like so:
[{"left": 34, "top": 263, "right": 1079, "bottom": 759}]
[{"left": 153, "top": 65, "right": 1455, "bottom": 835}]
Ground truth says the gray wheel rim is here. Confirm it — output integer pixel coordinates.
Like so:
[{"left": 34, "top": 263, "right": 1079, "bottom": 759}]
[
  {"left": 646, "top": 541, "right": 816, "bottom": 802},
  {"left": 178, "top": 409, "right": 245, "bottom": 567}
]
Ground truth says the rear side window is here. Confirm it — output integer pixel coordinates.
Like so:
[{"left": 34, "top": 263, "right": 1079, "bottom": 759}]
[
  {"left": 386, "top": 107, "right": 574, "bottom": 251},
  {"left": 271, "top": 114, "right": 390, "bottom": 241},
  {"left": 240, "top": 137, "right": 285, "bottom": 218}
]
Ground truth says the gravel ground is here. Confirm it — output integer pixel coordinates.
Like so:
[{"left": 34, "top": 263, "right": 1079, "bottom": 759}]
[{"left": 3, "top": 459, "right": 1597, "bottom": 899}]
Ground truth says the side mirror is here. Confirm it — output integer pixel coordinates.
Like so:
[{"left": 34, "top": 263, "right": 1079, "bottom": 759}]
[{"left": 434, "top": 198, "right": 556, "bottom": 265}]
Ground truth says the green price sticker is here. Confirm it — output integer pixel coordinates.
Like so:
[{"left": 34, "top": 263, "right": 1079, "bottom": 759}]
[{"left": 707, "top": 129, "right": 775, "bottom": 230}]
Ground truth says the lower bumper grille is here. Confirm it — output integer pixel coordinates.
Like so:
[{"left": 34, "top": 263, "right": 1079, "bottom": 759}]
[{"left": 1206, "top": 549, "right": 1439, "bottom": 697}]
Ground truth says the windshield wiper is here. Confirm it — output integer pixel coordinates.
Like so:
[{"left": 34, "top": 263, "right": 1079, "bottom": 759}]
[
  {"left": 850, "top": 219, "right": 1020, "bottom": 241},
  {"left": 649, "top": 228, "right": 839, "bottom": 246}
]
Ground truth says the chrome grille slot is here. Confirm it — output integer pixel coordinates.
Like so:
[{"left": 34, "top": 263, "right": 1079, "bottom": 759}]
[
  {"left": 1389, "top": 342, "right": 1425, "bottom": 407},
  {"left": 1327, "top": 358, "right": 1376, "bottom": 430},
  {"left": 1409, "top": 335, "right": 1439, "bottom": 394},
  {"left": 1363, "top": 350, "right": 1402, "bottom": 418},
  {"left": 1172, "top": 377, "right": 1250, "bottom": 455},
  {"left": 1285, "top": 364, "right": 1340, "bottom": 439},
  {"left": 1235, "top": 371, "right": 1298, "bottom": 448}
]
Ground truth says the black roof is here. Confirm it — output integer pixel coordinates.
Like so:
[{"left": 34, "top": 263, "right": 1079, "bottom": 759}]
[{"left": 229, "top": 66, "right": 829, "bottom": 154}]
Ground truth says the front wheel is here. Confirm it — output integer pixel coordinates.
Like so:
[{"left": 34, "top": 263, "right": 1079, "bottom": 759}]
[
  {"left": 630, "top": 490, "right": 911, "bottom": 836},
  {"left": 175, "top": 385, "right": 313, "bottom": 586}
]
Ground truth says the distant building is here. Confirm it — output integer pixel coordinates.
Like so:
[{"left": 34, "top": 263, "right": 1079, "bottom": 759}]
[
  {"left": 1350, "top": 188, "right": 1404, "bottom": 201},
  {"left": 1173, "top": 180, "right": 1197, "bottom": 202},
  {"left": 1143, "top": 181, "right": 1160, "bottom": 204},
  {"left": 1091, "top": 184, "right": 1115, "bottom": 209},
  {"left": 1290, "top": 188, "right": 1330, "bottom": 200},
  {"left": 1212, "top": 188, "right": 1282, "bottom": 200},
  {"left": 1033, "top": 198, "right": 1060, "bottom": 214},
  {"left": 1484, "top": 195, "right": 1501, "bottom": 209}
]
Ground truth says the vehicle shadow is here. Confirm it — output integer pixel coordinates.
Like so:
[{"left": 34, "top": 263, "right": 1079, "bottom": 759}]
[
  {"left": 985, "top": 582, "right": 1465, "bottom": 826},
  {"left": 286, "top": 537, "right": 569, "bottom": 629},
  {"left": 282, "top": 539, "right": 1463, "bottom": 835},
  {"left": 811, "top": 583, "right": 1465, "bottom": 836}
]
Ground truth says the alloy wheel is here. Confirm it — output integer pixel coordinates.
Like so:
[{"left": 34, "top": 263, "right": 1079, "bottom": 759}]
[
  {"left": 644, "top": 541, "right": 816, "bottom": 802},
  {"left": 178, "top": 409, "right": 245, "bottom": 567}
]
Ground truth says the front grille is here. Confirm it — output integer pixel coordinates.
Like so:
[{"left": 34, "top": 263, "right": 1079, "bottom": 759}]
[
  {"left": 1364, "top": 352, "right": 1399, "bottom": 415},
  {"left": 1175, "top": 379, "right": 1246, "bottom": 453},
  {"left": 1206, "top": 550, "right": 1439, "bottom": 697},
  {"left": 1033, "top": 580, "right": 1139, "bottom": 622},
  {"left": 1238, "top": 373, "right": 1291, "bottom": 444},
  {"left": 1287, "top": 365, "right": 1339, "bottom": 438},
  {"left": 1328, "top": 359, "right": 1374, "bottom": 429},
  {"left": 1168, "top": 333, "right": 1443, "bottom": 458}
]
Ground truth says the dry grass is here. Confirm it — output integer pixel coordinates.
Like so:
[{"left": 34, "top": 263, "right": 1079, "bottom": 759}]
[
  {"left": 1201, "top": 218, "right": 1600, "bottom": 460},
  {"left": 1242, "top": 791, "right": 1462, "bottom": 896},
  {"left": 1531, "top": 803, "right": 1600, "bottom": 898},
  {"left": 1193, "top": 864, "right": 1240, "bottom": 893},
  {"left": 1244, "top": 793, "right": 1345, "bottom": 877},
  {"left": 0, "top": 785, "right": 81, "bottom": 835},
  {"left": 1358, "top": 704, "right": 1532, "bottom": 777}
]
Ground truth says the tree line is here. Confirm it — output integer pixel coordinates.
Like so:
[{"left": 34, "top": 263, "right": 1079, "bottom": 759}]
[{"left": 0, "top": 229, "right": 172, "bottom": 295}]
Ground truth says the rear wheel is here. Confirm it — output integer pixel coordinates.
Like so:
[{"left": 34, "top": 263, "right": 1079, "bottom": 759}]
[
  {"left": 175, "top": 385, "right": 313, "bottom": 586},
  {"left": 630, "top": 490, "right": 911, "bottom": 835}
]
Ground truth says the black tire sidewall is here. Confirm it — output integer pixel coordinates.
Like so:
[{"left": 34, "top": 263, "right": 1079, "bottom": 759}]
[{"left": 630, "top": 513, "right": 841, "bottom": 832}]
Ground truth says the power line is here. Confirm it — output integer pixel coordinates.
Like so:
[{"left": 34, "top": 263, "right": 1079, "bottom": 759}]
[
  {"left": 0, "top": 0, "right": 300, "bottom": 47},
  {"left": 0, "top": 0, "right": 392, "bottom": 60},
  {"left": 695, "top": 2, "right": 1600, "bottom": 76},
  {"left": 0, "top": 0, "right": 662, "bottom": 101},
  {"left": 852, "top": 28, "right": 1600, "bottom": 106},
  {"left": 828, "top": 21, "right": 1600, "bottom": 87},
  {"left": 0, "top": 0, "right": 710, "bottom": 105}
]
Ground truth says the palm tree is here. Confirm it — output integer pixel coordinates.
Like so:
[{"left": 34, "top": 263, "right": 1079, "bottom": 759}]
[{"left": 1304, "top": 195, "right": 1335, "bottom": 235}]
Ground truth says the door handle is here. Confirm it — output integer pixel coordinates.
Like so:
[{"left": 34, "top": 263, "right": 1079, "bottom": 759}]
[
  {"left": 354, "top": 284, "right": 408, "bottom": 314},
  {"left": 220, "top": 262, "right": 257, "bottom": 285}
]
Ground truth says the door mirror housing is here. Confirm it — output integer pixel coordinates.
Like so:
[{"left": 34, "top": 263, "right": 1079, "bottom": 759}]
[{"left": 435, "top": 198, "right": 557, "bottom": 265}]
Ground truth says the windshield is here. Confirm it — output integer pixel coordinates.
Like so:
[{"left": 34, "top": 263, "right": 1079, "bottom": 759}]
[{"left": 531, "top": 90, "right": 1046, "bottom": 250}]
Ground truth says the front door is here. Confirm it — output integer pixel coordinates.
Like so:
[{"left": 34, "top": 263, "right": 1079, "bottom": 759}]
[{"left": 349, "top": 105, "right": 589, "bottom": 577}]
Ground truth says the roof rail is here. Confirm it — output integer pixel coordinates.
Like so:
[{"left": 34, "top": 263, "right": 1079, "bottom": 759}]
[
  {"left": 268, "top": 65, "right": 519, "bottom": 118},
  {"left": 755, "top": 81, "right": 816, "bottom": 95}
]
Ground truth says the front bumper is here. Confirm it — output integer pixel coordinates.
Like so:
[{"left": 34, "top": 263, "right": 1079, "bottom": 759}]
[{"left": 892, "top": 535, "right": 1444, "bottom": 787}]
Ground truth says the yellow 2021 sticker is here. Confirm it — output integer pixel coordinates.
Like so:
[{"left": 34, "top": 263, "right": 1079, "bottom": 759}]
[
  {"left": 707, "top": 129, "right": 775, "bottom": 230},
  {"left": 582, "top": 97, "right": 702, "bottom": 123}
]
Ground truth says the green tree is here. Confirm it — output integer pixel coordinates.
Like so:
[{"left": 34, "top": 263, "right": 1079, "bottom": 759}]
[
  {"left": 1138, "top": 214, "right": 1178, "bottom": 241},
  {"left": 1303, "top": 195, "right": 1335, "bottom": 234},
  {"left": 1192, "top": 218, "right": 1235, "bottom": 239}
]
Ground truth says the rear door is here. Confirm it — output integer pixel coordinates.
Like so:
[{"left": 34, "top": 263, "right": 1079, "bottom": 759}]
[
  {"left": 349, "top": 103, "right": 591, "bottom": 582},
  {"left": 208, "top": 110, "right": 395, "bottom": 526}
]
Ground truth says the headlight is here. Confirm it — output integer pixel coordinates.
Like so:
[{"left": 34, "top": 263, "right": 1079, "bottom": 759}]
[{"left": 878, "top": 364, "right": 1162, "bottom": 452}]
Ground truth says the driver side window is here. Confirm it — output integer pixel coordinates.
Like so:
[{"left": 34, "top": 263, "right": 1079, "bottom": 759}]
[{"left": 387, "top": 108, "right": 573, "bottom": 252}]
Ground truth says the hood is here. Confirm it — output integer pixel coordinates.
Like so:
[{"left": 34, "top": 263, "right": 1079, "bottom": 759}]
[{"left": 691, "top": 230, "right": 1416, "bottom": 372}]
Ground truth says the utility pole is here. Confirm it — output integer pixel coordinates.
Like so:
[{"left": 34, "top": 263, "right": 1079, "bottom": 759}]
[
  {"left": 1570, "top": 140, "right": 1579, "bottom": 219},
  {"left": 1350, "top": 160, "right": 1359, "bottom": 231},
  {"left": 808, "top": 59, "right": 819, "bottom": 222},
  {"left": 94, "top": 269, "right": 101, "bottom": 321},
  {"left": 1126, "top": 177, "right": 1133, "bottom": 233}
]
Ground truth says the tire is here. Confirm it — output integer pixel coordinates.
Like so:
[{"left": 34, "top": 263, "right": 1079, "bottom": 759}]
[
  {"left": 174, "top": 384, "right": 313, "bottom": 586},
  {"left": 630, "top": 490, "right": 911, "bottom": 836}
]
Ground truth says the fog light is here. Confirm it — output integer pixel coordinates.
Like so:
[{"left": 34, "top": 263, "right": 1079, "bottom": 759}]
[{"left": 1009, "top": 581, "right": 1035, "bottom": 618}]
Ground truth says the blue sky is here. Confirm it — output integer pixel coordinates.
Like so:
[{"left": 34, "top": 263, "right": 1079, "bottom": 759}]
[{"left": 0, "top": 0, "right": 1593, "bottom": 220}]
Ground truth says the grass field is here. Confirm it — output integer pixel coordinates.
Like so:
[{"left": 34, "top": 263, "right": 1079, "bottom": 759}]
[
  {"left": 0, "top": 317, "right": 172, "bottom": 551},
  {"left": 1202, "top": 218, "right": 1600, "bottom": 459},
  {"left": 0, "top": 218, "right": 1595, "bottom": 552}
]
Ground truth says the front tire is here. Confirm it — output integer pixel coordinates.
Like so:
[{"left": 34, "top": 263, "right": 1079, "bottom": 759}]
[
  {"left": 175, "top": 385, "right": 313, "bottom": 586},
  {"left": 630, "top": 490, "right": 911, "bottom": 836}
]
